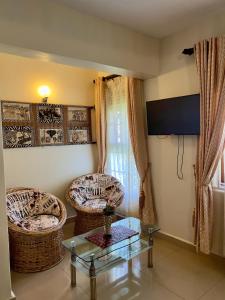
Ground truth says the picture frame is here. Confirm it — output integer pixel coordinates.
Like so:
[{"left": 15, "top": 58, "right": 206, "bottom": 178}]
[
  {"left": 39, "top": 128, "right": 64, "bottom": 145},
  {"left": 3, "top": 126, "right": 33, "bottom": 148},
  {"left": 38, "top": 104, "right": 63, "bottom": 124},
  {"left": 1, "top": 101, "right": 94, "bottom": 149},
  {"left": 68, "top": 107, "right": 88, "bottom": 122},
  {"left": 68, "top": 127, "right": 89, "bottom": 144},
  {"left": 2, "top": 101, "right": 30, "bottom": 122}
]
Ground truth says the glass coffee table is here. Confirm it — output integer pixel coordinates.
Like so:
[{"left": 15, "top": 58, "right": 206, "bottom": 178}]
[{"left": 63, "top": 217, "right": 160, "bottom": 300}]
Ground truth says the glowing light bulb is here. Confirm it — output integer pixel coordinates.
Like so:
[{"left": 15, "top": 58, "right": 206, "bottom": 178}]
[{"left": 38, "top": 85, "right": 51, "bottom": 98}]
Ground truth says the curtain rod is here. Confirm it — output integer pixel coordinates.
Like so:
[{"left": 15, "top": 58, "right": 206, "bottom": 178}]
[
  {"left": 182, "top": 47, "right": 194, "bottom": 55},
  {"left": 183, "top": 39, "right": 212, "bottom": 55},
  {"left": 93, "top": 74, "right": 121, "bottom": 84}
]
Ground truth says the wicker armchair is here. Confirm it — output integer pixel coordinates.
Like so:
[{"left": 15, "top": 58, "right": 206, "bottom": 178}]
[
  {"left": 6, "top": 187, "right": 67, "bottom": 273},
  {"left": 66, "top": 173, "right": 124, "bottom": 235}
]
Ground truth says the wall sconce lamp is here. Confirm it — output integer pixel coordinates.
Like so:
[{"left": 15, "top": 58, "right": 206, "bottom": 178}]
[{"left": 38, "top": 85, "right": 51, "bottom": 103}]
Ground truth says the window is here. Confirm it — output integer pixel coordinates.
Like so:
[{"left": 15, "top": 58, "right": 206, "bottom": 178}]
[
  {"left": 213, "top": 152, "right": 225, "bottom": 188},
  {"left": 105, "top": 77, "right": 140, "bottom": 216}
]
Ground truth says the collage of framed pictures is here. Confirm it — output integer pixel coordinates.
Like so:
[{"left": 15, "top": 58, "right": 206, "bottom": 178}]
[{"left": 1, "top": 101, "right": 94, "bottom": 149}]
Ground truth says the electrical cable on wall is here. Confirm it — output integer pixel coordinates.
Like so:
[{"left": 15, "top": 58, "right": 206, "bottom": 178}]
[{"left": 177, "top": 135, "right": 184, "bottom": 180}]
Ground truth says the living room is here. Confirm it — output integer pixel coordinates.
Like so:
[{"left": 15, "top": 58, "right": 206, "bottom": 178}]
[{"left": 1, "top": 1, "right": 225, "bottom": 300}]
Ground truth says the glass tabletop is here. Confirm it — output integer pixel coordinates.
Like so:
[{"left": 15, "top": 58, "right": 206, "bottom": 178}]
[{"left": 63, "top": 217, "right": 160, "bottom": 276}]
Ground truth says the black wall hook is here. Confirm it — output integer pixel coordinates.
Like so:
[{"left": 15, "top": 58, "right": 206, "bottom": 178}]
[{"left": 182, "top": 48, "right": 194, "bottom": 55}]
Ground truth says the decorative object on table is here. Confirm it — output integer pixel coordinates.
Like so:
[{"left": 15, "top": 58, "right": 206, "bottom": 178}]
[
  {"left": 1, "top": 100, "right": 94, "bottom": 148},
  {"left": 86, "top": 225, "right": 138, "bottom": 248},
  {"left": 103, "top": 203, "right": 115, "bottom": 238},
  {"left": 3, "top": 125, "right": 33, "bottom": 148},
  {"left": 66, "top": 173, "right": 124, "bottom": 235},
  {"left": 2, "top": 101, "right": 30, "bottom": 121},
  {"left": 63, "top": 217, "right": 160, "bottom": 300},
  {"left": 6, "top": 187, "right": 67, "bottom": 272}
]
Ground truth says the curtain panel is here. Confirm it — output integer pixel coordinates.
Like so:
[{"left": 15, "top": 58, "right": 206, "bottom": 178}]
[
  {"left": 127, "top": 78, "right": 157, "bottom": 224},
  {"left": 105, "top": 77, "right": 140, "bottom": 216},
  {"left": 94, "top": 78, "right": 107, "bottom": 173},
  {"left": 194, "top": 37, "right": 225, "bottom": 254}
]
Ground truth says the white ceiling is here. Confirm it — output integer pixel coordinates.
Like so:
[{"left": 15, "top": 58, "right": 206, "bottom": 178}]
[{"left": 55, "top": 0, "right": 225, "bottom": 38}]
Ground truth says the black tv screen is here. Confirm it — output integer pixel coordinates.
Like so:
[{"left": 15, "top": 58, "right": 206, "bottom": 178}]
[{"left": 146, "top": 94, "right": 200, "bottom": 135}]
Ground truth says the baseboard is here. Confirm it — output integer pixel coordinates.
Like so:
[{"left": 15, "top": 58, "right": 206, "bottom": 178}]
[
  {"left": 156, "top": 231, "right": 225, "bottom": 264},
  {"left": 10, "top": 291, "right": 16, "bottom": 300},
  {"left": 156, "top": 230, "right": 195, "bottom": 252}
]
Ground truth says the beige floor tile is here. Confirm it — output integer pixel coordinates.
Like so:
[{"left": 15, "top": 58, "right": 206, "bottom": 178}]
[
  {"left": 11, "top": 265, "right": 88, "bottom": 300},
  {"left": 12, "top": 224, "right": 225, "bottom": 300},
  {"left": 131, "top": 237, "right": 181, "bottom": 271},
  {"left": 141, "top": 247, "right": 225, "bottom": 300},
  {"left": 199, "top": 277, "right": 225, "bottom": 300},
  {"left": 96, "top": 265, "right": 183, "bottom": 300}
]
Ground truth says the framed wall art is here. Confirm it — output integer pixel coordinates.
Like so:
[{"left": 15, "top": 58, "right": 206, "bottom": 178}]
[
  {"left": 1, "top": 100, "right": 94, "bottom": 149},
  {"left": 40, "top": 128, "right": 64, "bottom": 145},
  {"left": 38, "top": 104, "right": 63, "bottom": 124},
  {"left": 2, "top": 102, "right": 30, "bottom": 122},
  {"left": 3, "top": 126, "right": 33, "bottom": 148},
  {"left": 68, "top": 106, "right": 88, "bottom": 122},
  {"left": 68, "top": 127, "right": 89, "bottom": 144}
]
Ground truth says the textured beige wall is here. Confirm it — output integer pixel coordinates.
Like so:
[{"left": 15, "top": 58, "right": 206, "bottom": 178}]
[{"left": 0, "top": 53, "right": 98, "bottom": 206}]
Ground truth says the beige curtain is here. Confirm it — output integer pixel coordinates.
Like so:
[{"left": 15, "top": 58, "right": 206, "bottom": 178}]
[
  {"left": 94, "top": 78, "right": 107, "bottom": 173},
  {"left": 105, "top": 77, "right": 140, "bottom": 217},
  {"left": 127, "top": 77, "right": 157, "bottom": 224},
  {"left": 195, "top": 37, "right": 225, "bottom": 254}
]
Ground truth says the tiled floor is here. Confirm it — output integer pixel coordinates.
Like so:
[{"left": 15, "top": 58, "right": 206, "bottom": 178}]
[{"left": 11, "top": 223, "right": 225, "bottom": 300}]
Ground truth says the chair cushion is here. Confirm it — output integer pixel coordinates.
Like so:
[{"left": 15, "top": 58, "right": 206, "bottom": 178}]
[
  {"left": 68, "top": 173, "right": 124, "bottom": 213},
  {"left": 19, "top": 215, "right": 59, "bottom": 232},
  {"left": 6, "top": 188, "right": 61, "bottom": 226},
  {"left": 79, "top": 198, "right": 107, "bottom": 211}
]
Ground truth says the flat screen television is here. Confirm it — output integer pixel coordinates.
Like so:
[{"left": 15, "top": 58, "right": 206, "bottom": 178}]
[{"left": 146, "top": 94, "right": 200, "bottom": 135}]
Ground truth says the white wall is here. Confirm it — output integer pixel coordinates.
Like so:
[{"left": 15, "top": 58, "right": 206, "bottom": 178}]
[
  {"left": 0, "top": 53, "right": 98, "bottom": 210},
  {"left": 145, "top": 74, "right": 199, "bottom": 243},
  {"left": 0, "top": 0, "right": 159, "bottom": 78},
  {"left": 0, "top": 109, "right": 12, "bottom": 300},
  {"left": 160, "top": 9, "right": 225, "bottom": 75},
  {"left": 145, "top": 10, "right": 225, "bottom": 243}
]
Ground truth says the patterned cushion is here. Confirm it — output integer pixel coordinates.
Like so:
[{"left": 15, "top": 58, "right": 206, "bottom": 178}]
[
  {"left": 20, "top": 215, "right": 59, "bottom": 232},
  {"left": 6, "top": 188, "right": 61, "bottom": 227},
  {"left": 68, "top": 173, "right": 124, "bottom": 213}
]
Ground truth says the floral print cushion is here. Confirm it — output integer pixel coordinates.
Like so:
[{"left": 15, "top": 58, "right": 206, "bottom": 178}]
[
  {"left": 68, "top": 173, "right": 124, "bottom": 213},
  {"left": 6, "top": 188, "right": 61, "bottom": 227},
  {"left": 20, "top": 215, "right": 59, "bottom": 232}
]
